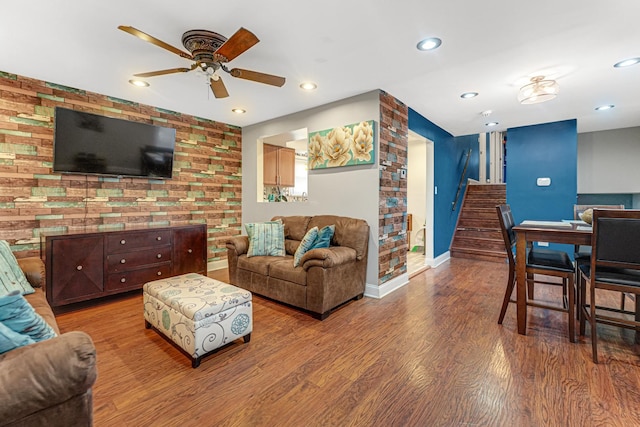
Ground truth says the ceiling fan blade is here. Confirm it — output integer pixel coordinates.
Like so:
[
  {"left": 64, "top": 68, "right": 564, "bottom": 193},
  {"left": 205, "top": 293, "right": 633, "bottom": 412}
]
[
  {"left": 210, "top": 76, "right": 229, "bottom": 98},
  {"left": 214, "top": 27, "right": 259, "bottom": 62},
  {"left": 118, "top": 25, "right": 193, "bottom": 60},
  {"left": 229, "top": 68, "right": 286, "bottom": 87},
  {"left": 133, "top": 64, "right": 197, "bottom": 78}
]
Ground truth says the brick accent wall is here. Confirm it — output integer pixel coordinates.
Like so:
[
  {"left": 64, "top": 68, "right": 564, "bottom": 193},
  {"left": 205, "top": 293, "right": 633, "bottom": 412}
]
[
  {"left": 0, "top": 71, "right": 242, "bottom": 264},
  {"left": 378, "top": 91, "right": 409, "bottom": 284}
]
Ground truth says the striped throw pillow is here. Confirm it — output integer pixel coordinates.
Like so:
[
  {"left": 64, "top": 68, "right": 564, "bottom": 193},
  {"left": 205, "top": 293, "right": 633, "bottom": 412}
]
[
  {"left": 245, "top": 221, "right": 285, "bottom": 257},
  {"left": 293, "top": 226, "right": 319, "bottom": 267},
  {"left": 0, "top": 240, "right": 35, "bottom": 296}
]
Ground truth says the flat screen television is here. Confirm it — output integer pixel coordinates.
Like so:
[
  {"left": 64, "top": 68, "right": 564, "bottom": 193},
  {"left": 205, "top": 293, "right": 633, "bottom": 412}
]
[{"left": 53, "top": 107, "right": 176, "bottom": 179}]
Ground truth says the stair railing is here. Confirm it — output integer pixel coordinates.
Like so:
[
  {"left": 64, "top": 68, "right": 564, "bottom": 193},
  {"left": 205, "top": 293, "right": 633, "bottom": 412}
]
[{"left": 451, "top": 149, "right": 472, "bottom": 211}]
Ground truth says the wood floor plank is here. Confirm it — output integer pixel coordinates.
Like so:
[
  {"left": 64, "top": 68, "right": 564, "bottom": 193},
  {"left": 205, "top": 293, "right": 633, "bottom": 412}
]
[{"left": 54, "top": 258, "right": 640, "bottom": 426}]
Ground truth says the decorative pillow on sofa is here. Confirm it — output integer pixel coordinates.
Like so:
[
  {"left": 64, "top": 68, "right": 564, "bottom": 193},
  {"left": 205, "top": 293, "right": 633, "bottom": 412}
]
[
  {"left": 0, "top": 321, "right": 35, "bottom": 354},
  {"left": 0, "top": 290, "right": 57, "bottom": 343},
  {"left": 245, "top": 220, "right": 285, "bottom": 257},
  {"left": 0, "top": 240, "right": 35, "bottom": 296},
  {"left": 293, "top": 226, "right": 319, "bottom": 267},
  {"left": 309, "top": 225, "right": 335, "bottom": 250}
]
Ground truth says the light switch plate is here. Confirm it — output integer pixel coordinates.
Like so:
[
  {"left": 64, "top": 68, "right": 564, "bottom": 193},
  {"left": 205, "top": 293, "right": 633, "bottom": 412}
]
[{"left": 536, "top": 177, "right": 551, "bottom": 186}]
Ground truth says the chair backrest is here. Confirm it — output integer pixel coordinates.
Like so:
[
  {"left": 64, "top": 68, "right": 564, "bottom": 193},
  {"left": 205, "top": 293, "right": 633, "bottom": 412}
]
[
  {"left": 496, "top": 204, "right": 516, "bottom": 265},
  {"left": 592, "top": 209, "right": 640, "bottom": 269},
  {"left": 574, "top": 204, "right": 624, "bottom": 220}
]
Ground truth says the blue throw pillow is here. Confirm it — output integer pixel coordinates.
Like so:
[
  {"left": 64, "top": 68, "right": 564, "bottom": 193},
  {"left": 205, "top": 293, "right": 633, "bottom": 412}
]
[
  {"left": 0, "top": 321, "right": 35, "bottom": 354},
  {"left": 245, "top": 220, "right": 285, "bottom": 257},
  {"left": 293, "top": 227, "right": 319, "bottom": 267},
  {"left": 0, "top": 290, "right": 57, "bottom": 342},
  {"left": 309, "top": 225, "right": 335, "bottom": 250},
  {"left": 0, "top": 240, "right": 35, "bottom": 296}
]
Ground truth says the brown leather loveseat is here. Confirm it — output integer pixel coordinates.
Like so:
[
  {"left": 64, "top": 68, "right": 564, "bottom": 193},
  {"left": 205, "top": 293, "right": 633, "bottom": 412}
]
[
  {"left": 226, "top": 215, "right": 370, "bottom": 319},
  {"left": 0, "top": 257, "right": 97, "bottom": 427}
]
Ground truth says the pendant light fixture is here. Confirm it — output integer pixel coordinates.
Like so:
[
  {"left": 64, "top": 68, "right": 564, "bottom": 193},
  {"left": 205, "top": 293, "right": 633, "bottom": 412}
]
[{"left": 517, "top": 76, "right": 559, "bottom": 104}]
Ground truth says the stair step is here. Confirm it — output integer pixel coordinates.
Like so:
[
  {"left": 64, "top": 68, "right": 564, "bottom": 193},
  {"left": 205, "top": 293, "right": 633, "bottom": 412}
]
[
  {"left": 455, "top": 228, "right": 503, "bottom": 239},
  {"left": 457, "top": 218, "right": 502, "bottom": 228},
  {"left": 450, "top": 247, "right": 507, "bottom": 263},
  {"left": 452, "top": 236, "right": 506, "bottom": 252}
]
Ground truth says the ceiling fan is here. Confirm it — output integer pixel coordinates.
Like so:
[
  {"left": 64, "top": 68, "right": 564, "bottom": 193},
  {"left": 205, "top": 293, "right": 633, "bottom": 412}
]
[{"left": 118, "top": 25, "right": 286, "bottom": 98}]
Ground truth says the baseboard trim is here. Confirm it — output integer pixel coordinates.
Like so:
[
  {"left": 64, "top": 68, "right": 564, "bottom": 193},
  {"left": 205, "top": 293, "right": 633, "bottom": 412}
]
[
  {"left": 364, "top": 274, "right": 410, "bottom": 299},
  {"left": 428, "top": 251, "right": 450, "bottom": 268},
  {"left": 208, "top": 259, "right": 227, "bottom": 272}
]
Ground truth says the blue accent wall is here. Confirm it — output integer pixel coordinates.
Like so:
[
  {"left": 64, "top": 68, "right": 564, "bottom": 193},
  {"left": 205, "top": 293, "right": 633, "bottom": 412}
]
[
  {"left": 408, "top": 108, "right": 479, "bottom": 257},
  {"left": 506, "top": 119, "right": 577, "bottom": 252}
]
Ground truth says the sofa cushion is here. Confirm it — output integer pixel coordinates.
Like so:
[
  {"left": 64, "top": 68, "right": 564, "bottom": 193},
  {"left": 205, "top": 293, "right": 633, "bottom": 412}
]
[
  {"left": 285, "top": 239, "right": 300, "bottom": 256},
  {"left": 294, "top": 227, "right": 319, "bottom": 267},
  {"left": 308, "top": 216, "right": 369, "bottom": 260},
  {"left": 0, "top": 240, "right": 35, "bottom": 296},
  {"left": 272, "top": 216, "right": 311, "bottom": 241},
  {"left": 245, "top": 220, "right": 285, "bottom": 257},
  {"left": 238, "top": 254, "right": 294, "bottom": 276},
  {"left": 0, "top": 291, "right": 57, "bottom": 344},
  {"left": 269, "top": 259, "right": 307, "bottom": 286}
]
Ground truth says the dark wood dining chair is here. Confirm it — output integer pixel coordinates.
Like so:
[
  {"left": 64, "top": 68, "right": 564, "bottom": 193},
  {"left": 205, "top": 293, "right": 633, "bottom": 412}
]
[
  {"left": 496, "top": 204, "right": 577, "bottom": 342},
  {"left": 578, "top": 209, "right": 640, "bottom": 363}
]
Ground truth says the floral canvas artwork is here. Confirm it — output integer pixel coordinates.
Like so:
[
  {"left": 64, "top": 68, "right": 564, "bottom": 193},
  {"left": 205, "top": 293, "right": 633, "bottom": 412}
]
[{"left": 308, "top": 120, "right": 376, "bottom": 169}]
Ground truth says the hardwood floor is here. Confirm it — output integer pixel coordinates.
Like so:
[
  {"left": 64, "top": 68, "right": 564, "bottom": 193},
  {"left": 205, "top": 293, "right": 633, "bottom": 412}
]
[{"left": 55, "top": 258, "right": 640, "bottom": 426}]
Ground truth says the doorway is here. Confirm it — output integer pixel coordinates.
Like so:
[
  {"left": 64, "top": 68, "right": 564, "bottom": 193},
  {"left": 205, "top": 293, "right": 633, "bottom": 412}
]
[{"left": 407, "top": 130, "right": 434, "bottom": 276}]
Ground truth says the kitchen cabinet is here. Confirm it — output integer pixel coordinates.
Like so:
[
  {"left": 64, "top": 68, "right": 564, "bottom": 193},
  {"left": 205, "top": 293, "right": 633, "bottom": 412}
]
[{"left": 263, "top": 143, "right": 295, "bottom": 187}]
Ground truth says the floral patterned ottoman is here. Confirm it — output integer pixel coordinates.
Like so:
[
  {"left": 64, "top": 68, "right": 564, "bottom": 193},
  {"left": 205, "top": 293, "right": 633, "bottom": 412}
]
[{"left": 143, "top": 273, "right": 252, "bottom": 368}]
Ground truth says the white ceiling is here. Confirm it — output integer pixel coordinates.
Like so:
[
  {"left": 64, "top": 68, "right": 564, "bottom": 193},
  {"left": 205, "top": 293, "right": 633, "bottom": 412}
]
[{"left": 2, "top": 0, "right": 639, "bottom": 136}]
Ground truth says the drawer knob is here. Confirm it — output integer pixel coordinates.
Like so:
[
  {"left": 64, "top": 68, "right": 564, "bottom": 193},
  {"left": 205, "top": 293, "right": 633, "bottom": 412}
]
[
  {"left": 120, "top": 259, "right": 126, "bottom": 264},
  {"left": 76, "top": 265, "right": 83, "bottom": 271},
  {"left": 120, "top": 278, "right": 126, "bottom": 283},
  {"left": 157, "top": 271, "right": 162, "bottom": 276},
  {"left": 157, "top": 254, "right": 162, "bottom": 259},
  {"left": 120, "top": 239, "right": 126, "bottom": 245},
  {"left": 156, "top": 236, "right": 162, "bottom": 241},
  {"left": 188, "top": 249, "right": 193, "bottom": 254}
]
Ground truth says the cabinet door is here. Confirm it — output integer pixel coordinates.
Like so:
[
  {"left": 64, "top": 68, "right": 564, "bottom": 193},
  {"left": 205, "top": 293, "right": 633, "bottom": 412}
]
[
  {"left": 278, "top": 147, "right": 296, "bottom": 187},
  {"left": 173, "top": 226, "right": 207, "bottom": 275},
  {"left": 263, "top": 143, "right": 279, "bottom": 186},
  {"left": 47, "top": 235, "right": 104, "bottom": 306}
]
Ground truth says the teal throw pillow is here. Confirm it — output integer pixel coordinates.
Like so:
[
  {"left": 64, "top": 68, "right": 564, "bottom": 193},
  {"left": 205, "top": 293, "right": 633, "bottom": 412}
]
[
  {"left": 245, "top": 220, "right": 285, "bottom": 257},
  {"left": 0, "top": 321, "right": 35, "bottom": 354},
  {"left": 0, "top": 290, "right": 57, "bottom": 342},
  {"left": 293, "top": 227, "right": 319, "bottom": 267},
  {"left": 309, "top": 225, "right": 335, "bottom": 250},
  {"left": 0, "top": 240, "right": 35, "bottom": 296}
]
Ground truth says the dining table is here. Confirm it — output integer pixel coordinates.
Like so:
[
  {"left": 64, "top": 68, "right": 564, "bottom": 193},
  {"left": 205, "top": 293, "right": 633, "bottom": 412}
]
[{"left": 513, "top": 220, "right": 592, "bottom": 336}]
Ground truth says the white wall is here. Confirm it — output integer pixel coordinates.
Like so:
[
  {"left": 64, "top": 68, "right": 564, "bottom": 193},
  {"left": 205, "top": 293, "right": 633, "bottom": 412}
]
[
  {"left": 242, "top": 91, "right": 381, "bottom": 287},
  {"left": 578, "top": 126, "right": 640, "bottom": 193}
]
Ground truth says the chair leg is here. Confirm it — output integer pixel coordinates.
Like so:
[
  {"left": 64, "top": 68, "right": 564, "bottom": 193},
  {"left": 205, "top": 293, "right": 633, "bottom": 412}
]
[
  {"left": 590, "top": 281, "right": 599, "bottom": 363},
  {"left": 527, "top": 273, "right": 535, "bottom": 300},
  {"left": 579, "top": 272, "right": 586, "bottom": 336},
  {"left": 568, "top": 274, "right": 575, "bottom": 343},
  {"left": 498, "top": 267, "right": 516, "bottom": 324}
]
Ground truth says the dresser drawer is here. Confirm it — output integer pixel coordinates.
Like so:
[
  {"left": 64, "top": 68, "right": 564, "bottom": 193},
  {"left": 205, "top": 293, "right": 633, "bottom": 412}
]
[
  {"left": 106, "top": 246, "right": 172, "bottom": 273},
  {"left": 106, "top": 230, "right": 172, "bottom": 253},
  {"left": 105, "top": 263, "right": 172, "bottom": 292}
]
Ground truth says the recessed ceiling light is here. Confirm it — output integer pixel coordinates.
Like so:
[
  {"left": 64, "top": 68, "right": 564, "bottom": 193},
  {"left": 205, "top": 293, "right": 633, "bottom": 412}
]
[
  {"left": 460, "top": 92, "right": 478, "bottom": 99},
  {"left": 232, "top": 108, "right": 246, "bottom": 114},
  {"left": 128, "top": 79, "right": 149, "bottom": 87},
  {"left": 485, "top": 122, "right": 499, "bottom": 127},
  {"left": 595, "top": 104, "right": 615, "bottom": 111},
  {"left": 300, "top": 82, "right": 317, "bottom": 91},
  {"left": 613, "top": 58, "right": 640, "bottom": 68},
  {"left": 416, "top": 37, "right": 442, "bottom": 51}
]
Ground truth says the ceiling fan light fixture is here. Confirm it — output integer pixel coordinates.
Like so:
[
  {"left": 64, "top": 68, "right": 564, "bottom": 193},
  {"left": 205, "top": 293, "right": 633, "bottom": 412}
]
[
  {"left": 417, "top": 37, "right": 442, "bottom": 51},
  {"left": 300, "top": 82, "right": 317, "bottom": 91},
  {"left": 518, "top": 76, "right": 559, "bottom": 104},
  {"left": 128, "top": 79, "right": 149, "bottom": 87}
]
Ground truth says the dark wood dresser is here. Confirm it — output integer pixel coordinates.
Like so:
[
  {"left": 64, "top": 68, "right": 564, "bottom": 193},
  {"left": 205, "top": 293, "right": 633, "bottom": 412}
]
[{"left": 42, "top": 224, "right": 207, "bottom": 307}]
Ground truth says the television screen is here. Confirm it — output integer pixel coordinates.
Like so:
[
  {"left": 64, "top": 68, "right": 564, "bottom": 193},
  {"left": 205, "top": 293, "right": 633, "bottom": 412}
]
[{"left": 53, "top": 107, "right": 176, "bottom": 179}]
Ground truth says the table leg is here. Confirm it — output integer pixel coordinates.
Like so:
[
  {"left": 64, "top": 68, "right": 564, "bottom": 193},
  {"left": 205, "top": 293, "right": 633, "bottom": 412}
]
[{"left": 516, "top": 236, "right": 527, "bottom": 335}]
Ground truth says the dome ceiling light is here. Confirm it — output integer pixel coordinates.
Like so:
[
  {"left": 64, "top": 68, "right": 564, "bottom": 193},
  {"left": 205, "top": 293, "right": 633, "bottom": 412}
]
[{"left": 517, "top": 76, "right": 559, "bottom": 104}]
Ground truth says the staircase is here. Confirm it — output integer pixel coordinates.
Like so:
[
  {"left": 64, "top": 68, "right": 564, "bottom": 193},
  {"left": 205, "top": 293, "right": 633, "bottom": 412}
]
[{"left": 450, "top": 182, "right": 507, "bottom": 263}]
